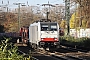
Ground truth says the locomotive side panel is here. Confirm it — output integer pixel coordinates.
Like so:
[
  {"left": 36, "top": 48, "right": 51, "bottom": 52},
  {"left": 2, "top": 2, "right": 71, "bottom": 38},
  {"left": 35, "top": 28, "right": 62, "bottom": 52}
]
[
  {"left": 29, "top": 26, "right": 38, "bottom": 45},
  {"left": 29, "top": 26, "right": 32, "bottom": 43}
]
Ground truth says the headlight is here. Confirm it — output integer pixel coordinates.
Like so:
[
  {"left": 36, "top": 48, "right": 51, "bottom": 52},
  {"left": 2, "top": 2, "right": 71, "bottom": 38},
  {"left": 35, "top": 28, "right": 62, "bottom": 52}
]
[
  {"left": 41, "top": 38, "right": 44, "bottom": 40},
  {"left": 54, "top": 38, "right": 57, "bottom": 40}
]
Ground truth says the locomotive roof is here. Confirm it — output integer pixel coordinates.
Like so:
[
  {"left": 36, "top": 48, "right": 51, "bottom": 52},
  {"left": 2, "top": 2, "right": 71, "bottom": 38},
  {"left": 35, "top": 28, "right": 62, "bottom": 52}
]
[
  {"left": 30, "top": 19, "right": 58, "bottom": 26},
  {"left": 35, "top": 19, "right": 57, "bottom": 23},
  {"left": 30, "top": 21, "right": 57, "bottom": 26},
  {"left": 40, "top": 22, "right": 57, "bottom": 24}
]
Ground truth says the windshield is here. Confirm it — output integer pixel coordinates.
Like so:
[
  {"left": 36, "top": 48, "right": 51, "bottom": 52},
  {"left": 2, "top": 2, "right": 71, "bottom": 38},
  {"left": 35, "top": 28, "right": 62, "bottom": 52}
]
[
  {"left": 41, "top": 23, "right": 57, "bottom": 31},
  {"left": 50, "top": 25, "right": 57, "bottom": 31},
  {"left": 41, "top": 24, "right": 49, "bottom": 31}
]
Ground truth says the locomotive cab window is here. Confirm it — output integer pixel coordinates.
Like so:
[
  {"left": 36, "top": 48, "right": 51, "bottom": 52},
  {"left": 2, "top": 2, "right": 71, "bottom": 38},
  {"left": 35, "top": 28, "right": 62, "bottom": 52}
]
[
  {"left": 41, "top": 24, "right": 49, "bottom": 31},
  {"left": 50, "top": 25, "right": 57, "bottom": 31}
]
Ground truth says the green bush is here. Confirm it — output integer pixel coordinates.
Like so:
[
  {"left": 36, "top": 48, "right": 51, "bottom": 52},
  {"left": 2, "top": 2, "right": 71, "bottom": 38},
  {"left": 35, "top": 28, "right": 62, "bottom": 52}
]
[
  {"left": 0, "top": 37, "right": 31, "bottom": 60},
  {"left": 59, "top": 36, "right": 90, "bottom": 47}
]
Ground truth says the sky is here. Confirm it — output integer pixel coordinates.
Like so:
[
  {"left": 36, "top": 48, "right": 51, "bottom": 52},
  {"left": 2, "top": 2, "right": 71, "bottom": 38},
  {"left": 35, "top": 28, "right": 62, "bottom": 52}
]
[{"left": 0, "top": 0, "right": 64, "bottom": 9}]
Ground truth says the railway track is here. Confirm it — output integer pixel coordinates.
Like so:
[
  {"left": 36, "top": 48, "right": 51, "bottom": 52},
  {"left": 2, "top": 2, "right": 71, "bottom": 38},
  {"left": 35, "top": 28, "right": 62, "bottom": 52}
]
[
  {"left": 18, "top": 49, "right": 87, "bottom": 60},
  {"left": 31, "top": 48, "right": 87, "bottom": 60},
  {"left": 16, "top": 42, "right": 90, "bottom": 60},
  {"left": 60, "top": 42, "right": 90, "bottom": 52},
  {"left": 50, "top": 52, "right": 86, "bottom": 60},
  {"left": 59, "top": 44, "right": 89, "bottom": 52}
]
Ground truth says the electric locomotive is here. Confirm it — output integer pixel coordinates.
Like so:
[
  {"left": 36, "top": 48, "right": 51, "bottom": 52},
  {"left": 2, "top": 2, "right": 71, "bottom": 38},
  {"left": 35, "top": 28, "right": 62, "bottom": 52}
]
[{"left": 29, "top": 19, "right": 60, "bottom": 49}]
